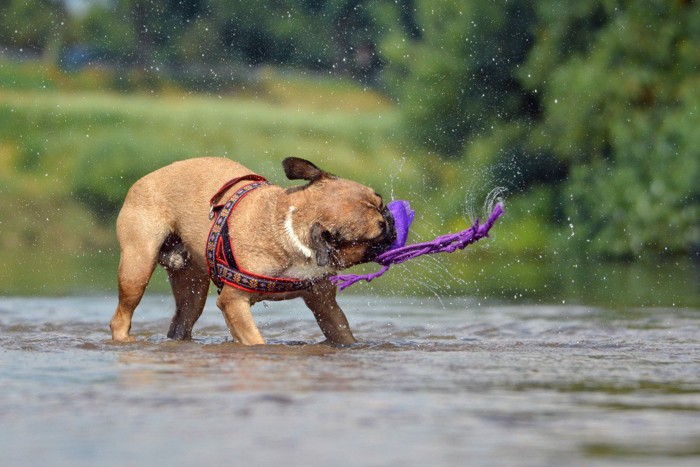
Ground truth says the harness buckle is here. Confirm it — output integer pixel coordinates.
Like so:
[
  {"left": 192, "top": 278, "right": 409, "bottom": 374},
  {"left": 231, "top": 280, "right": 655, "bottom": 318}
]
[{"left": 209, "top": 205, "right": 216, "bottom": 220}]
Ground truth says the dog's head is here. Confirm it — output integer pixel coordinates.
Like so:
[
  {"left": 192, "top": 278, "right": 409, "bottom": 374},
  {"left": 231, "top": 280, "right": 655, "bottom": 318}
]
[{"left": 283, "top": 157, "right": 396, "bottom": 270}]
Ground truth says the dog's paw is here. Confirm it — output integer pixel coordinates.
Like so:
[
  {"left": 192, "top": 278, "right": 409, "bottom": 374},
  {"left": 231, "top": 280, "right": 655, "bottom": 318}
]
[{"left": 112, "top": 334, "right": 136, "bottom": 343}]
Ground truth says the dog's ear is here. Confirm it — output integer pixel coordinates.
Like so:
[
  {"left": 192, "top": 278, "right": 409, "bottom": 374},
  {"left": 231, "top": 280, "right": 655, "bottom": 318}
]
[
  {"left": 310, "top": 222, "right": 335, "bottom": 267},
  {"left": 282, "top": 157, "right": 336, "bottom": 182}
]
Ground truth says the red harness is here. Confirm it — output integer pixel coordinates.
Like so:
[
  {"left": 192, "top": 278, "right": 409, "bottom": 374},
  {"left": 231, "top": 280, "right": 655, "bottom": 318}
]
[{"left": 206, "top": 175, "right": 314, "bottom": 294}]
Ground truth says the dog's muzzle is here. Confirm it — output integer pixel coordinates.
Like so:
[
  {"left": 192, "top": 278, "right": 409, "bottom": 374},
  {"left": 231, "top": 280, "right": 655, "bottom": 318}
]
[{"left": 362, "top": 206, "right": 397, "bottom": 263}]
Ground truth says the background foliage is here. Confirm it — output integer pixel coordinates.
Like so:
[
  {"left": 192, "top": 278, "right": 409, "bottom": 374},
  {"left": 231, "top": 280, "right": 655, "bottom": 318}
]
[{"left": 0, "top": 0, "right": 698, "bottom": 296}]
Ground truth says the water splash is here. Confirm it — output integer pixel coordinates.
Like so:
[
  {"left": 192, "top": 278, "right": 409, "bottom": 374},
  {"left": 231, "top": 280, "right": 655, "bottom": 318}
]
[
  {"left": 483, "top": 186, "right": 508, "bottom": 219},
  {"left": 464, "top": 185, "right": 507, "bottom": 225},
  {"left": 388, "top": 156, "right": 407, "bottom": 201},
  {"left": 567, "top": 217, "right": 575, "bottom": 239}
]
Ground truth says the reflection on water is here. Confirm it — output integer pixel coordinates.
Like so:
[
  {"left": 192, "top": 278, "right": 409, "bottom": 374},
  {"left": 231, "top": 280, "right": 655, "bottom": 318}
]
[{"left": 1, "top": 295, "right": 699, "bottom": 466}]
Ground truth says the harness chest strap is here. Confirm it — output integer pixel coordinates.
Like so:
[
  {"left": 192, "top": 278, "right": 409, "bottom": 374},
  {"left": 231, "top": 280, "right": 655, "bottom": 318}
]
[{"left": 206, "top": 175, "right": 314, "bottom": 294}]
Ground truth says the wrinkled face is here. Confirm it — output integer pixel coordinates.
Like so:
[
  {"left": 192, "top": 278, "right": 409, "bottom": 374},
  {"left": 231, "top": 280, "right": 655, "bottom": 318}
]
[
  {"left": 283, "top": 157, "right": 397, "bottom": 270},
  {"left": 310, "top": 179, "right": 396, "bottom": 269}
]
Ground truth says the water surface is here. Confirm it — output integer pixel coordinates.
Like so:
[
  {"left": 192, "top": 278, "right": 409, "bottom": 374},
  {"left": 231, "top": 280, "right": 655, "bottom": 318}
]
[{"left": 1, "top": 295, "right": 699, "bottom": 466}]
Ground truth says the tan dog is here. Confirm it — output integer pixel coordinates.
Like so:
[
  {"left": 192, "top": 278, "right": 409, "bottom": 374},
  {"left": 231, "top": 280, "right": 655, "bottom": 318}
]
[{"left": 109, "top": 157, "right": 396, "bottom": 345}]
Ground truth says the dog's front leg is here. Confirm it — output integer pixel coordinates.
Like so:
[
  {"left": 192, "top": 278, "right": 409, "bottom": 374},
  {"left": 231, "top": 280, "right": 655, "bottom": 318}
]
[
  {"left": 304, "top": 280, "right": 357, "bottom": 345},
  {"left": 217, "top": 289, "right": 265, "bottom": 345}
]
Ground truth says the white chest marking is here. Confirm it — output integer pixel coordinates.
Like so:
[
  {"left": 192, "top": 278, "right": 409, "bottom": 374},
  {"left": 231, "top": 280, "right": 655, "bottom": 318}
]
[{"left": 284, "top": 206, "right": 314, "bottom": 259}]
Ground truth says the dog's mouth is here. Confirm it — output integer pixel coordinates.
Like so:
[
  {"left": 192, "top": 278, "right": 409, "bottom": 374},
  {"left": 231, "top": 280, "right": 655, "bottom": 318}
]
[{"left": 361, "top": 206, "right": 397, "bottom": 263}]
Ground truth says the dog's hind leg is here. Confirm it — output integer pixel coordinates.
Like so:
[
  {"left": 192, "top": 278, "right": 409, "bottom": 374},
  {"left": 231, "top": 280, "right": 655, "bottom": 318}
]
[
  {"left": 165, "top": 260, "right": 210, "bottom": 340},
  {"left": 110, "top": 243, "right": 160, "bottom": 342},
  {"left": 110, "top": 209, "right": 169, "bottom": 342}
]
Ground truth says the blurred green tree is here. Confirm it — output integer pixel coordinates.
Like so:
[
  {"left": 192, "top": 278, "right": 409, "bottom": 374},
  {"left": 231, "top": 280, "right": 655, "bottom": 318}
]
[
  {"left": 74, "top": 0, "right": 383, "bottom": 80},
  {"left": 0, "top": 0, "right": 67, "bottom": 61},
  {"left": 522, "top": 0, "right": 700, "bottom": 256},
  {"left": 377, "top": 0, "right": 536, "bottom": 157}
]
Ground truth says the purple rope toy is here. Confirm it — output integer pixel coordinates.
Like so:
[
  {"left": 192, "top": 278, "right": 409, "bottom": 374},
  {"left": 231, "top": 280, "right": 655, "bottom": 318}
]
[{"left": 330, "top": 200, "right": 505, "bottom": 291}]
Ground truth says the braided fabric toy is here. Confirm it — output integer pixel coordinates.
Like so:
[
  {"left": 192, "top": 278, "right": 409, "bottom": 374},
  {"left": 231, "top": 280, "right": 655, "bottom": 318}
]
[{"left": 330, "top": 200, "right": 504, "bottom": 291}]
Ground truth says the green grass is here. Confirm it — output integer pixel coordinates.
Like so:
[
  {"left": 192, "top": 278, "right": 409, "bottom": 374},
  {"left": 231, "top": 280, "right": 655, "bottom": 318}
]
[{"left": 0, "top": 78, "right": 411, "bottom": 201}]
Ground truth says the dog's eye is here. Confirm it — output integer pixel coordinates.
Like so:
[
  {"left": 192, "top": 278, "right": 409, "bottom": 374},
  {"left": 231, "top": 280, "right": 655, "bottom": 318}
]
[
  {"left": 323, "top": 230, "right": 336, "bottom": 241},
  {"left": 323, "top": 229, "right": 344, "bottom": 246}
]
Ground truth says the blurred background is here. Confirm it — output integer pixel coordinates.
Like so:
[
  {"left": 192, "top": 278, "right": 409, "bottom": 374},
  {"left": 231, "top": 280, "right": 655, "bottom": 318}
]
[{"left": 0, "top": 0, "right": 698, "bottom": 305}]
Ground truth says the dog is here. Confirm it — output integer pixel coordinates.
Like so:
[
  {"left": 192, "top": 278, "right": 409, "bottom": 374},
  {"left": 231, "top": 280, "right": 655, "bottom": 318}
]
[{"left": 109, "top": 157, "right": 396, "bottom": 345}]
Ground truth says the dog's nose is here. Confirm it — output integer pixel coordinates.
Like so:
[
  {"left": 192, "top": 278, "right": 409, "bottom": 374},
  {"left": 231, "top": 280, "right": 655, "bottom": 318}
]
[
  {"left": 377, "top": 207, "right": 396, "bottom": 253},
  {"left": 360, "top": 207, "right": 396, "bottom": 264},
  {"left": 379, "top": 206, "right": 397, "bottom": 248}
]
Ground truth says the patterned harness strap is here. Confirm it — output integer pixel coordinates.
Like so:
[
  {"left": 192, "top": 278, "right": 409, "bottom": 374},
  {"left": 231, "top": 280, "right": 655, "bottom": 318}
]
[{"left": 206, "top": 175, "right": 314, "bottom": 294}]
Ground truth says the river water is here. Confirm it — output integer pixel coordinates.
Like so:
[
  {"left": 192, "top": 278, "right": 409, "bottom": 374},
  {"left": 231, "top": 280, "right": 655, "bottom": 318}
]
[{"left": 1, "top": 294, "right": 699, "bottom": 466}]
